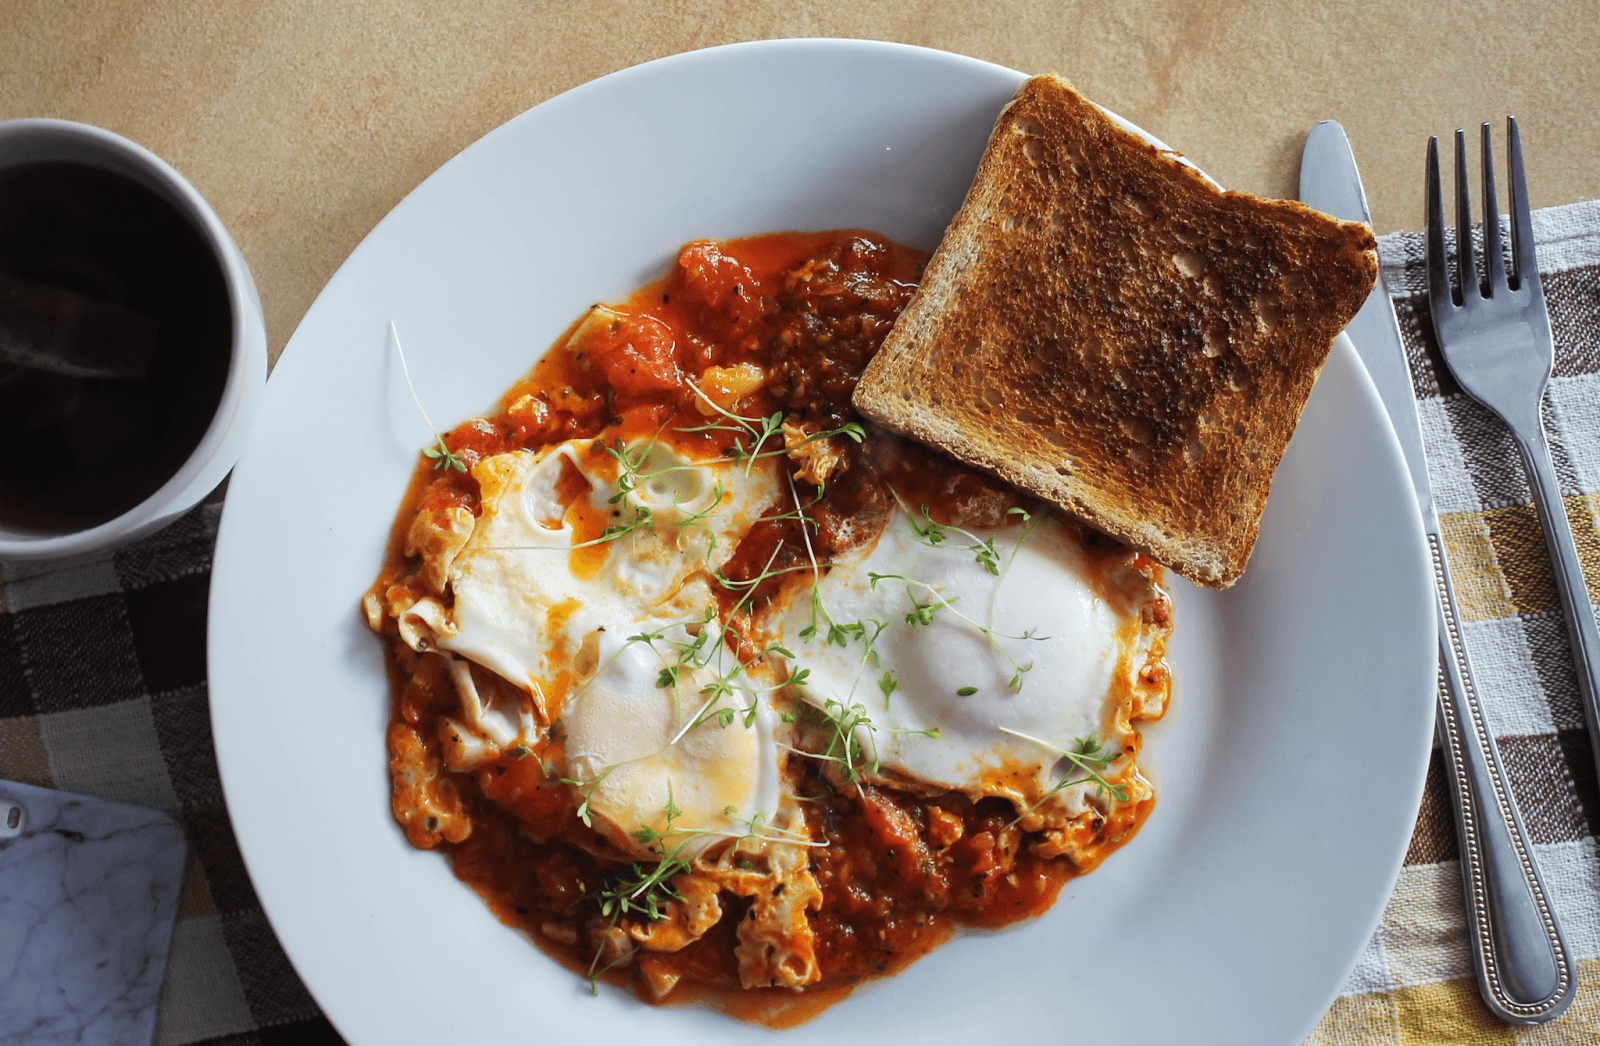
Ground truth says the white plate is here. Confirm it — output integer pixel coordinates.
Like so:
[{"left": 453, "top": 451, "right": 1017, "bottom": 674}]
[{"left": 209, "top": 40, "right": 1437, "bottom": 1046}]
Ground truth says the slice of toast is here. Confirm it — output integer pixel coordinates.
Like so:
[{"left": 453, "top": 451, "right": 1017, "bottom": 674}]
[{"left": 853, "top": 74, "right": 1377, "bottom": 589}]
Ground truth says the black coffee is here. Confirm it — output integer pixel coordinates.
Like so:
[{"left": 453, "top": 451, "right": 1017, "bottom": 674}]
[
  {"left": 0, "top": 161, "right": 232, "bottom": 533},
  {"left": 0, "top": 163, "right": 233, "bottom": 540}
]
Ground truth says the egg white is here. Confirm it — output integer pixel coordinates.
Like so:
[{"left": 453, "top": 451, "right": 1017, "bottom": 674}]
[
  {"left": 563, "top": 616, "right": 785, "bottom": 856},
  {"left": 399, "top": 430, "right": 1164, "bottom": 850},
  {"left": 397, "top": 438, "right": 787, "bottom": 856},
  {"left": 767, "top": 506, "right": 1163, "bottom": 819}
]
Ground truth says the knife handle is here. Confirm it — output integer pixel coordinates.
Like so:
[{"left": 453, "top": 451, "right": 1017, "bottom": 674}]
[{"left": 1430, "top": 532, "right": 1575, "bottom": 1023}]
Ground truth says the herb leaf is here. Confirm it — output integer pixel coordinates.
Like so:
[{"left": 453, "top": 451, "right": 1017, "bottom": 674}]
[{"left": 421, "top": 434, "right": 468, "bottom": 473}]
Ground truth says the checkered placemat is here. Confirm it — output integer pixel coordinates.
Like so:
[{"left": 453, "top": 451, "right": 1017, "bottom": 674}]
[
  {"left": 0, "top": 505, "right": 345, "bottom": 1046},
  {"left": 1309, "top": 199, "right": 1600, "bottom": 1044},
  {"left": 2, "top": 202, "right": 1598, "bottom": 1046}
]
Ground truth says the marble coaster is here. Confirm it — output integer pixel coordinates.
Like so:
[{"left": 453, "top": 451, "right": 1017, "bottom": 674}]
[{"left": 0, "top": 779, "right": 186, "bottom": 1046}]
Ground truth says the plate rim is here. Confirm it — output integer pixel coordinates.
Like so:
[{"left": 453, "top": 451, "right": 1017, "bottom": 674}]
[{"left": 208, "top": 37, "right": 1436, "bottom": 1046}]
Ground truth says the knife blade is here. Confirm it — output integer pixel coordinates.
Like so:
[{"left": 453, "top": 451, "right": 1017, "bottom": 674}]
[
  {"left": 1299, "top": 120, "right": 1575, "bottom": 1025},
  {"left": 1299, "top": 124, "right": 1434, "bottom": 516}
]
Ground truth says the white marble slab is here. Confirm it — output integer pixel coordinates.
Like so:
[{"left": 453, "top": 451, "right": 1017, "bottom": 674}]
[{"left": 0, "top": 779, "right": 186, "bottom": 1046}]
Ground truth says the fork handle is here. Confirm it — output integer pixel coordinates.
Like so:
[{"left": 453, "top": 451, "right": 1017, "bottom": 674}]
[
  {"left": 1512, "top": 420, "right": 1600, "bottom": 777},
  {"left": 1431, "top": 531, "right": 1575, "bottom": 1023}
]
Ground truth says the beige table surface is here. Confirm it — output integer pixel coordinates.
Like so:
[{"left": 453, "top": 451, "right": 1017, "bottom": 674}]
[
  {"left": 3, "top": 3, "right": 1599, "bottom": 1045},
  {"left": 4, "top": 1, "right": 1596, "bottom": 367}
]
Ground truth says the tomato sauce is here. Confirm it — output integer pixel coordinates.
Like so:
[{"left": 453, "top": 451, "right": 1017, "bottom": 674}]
[{"left": 368, "top": 230, "right": 1161, "bottom": 1024}]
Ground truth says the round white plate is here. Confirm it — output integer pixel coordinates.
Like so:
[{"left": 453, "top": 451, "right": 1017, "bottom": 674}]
[{"left": 209, "top": 40, "right": 1437, "bottom": 1046}]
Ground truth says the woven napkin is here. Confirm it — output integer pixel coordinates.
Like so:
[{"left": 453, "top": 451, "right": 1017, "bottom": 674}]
[
  {"left": 1, "top": 202, "right": 1597, "bottom": 1046},
  {"left": 0, "top": 506, "right": 343, "bottom": 1046},
  {"left": 1308, "top": 199, "right": 1600, "bottom": 1045}
]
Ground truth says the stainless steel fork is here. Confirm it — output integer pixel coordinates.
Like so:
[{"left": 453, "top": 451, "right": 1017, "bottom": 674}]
[{"left": 1426, "top": 118, "right": 1591, "bottom": 1023}]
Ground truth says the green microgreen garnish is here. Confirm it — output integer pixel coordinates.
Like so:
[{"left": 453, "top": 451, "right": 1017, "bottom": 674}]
[
  {"left": 998, "top": 727, "right": 1130, "bottom": 827},
  {"left": 559, "top": 764, "right": 618, "bottom": 829},
  {"left": 390, "top": 321, "right": 470, "bottom": 475},
  {"left": 679, "top": 381, "right": 865, "bottom": 483},
  {"left": 422, "top": 434, "right": 468, "bottom": 473},
  {"left": 878, "top": 670, "right": 900, "bottom": 706},
  {"left": 868, "top": 571, "right": 1045, "bottom": 691},
  {"left": 577, "top": 787, "right": 820, "bottom": 994},
  {"left": 908, "top": 505, "right": 1001, "bottom": 574},
  {"left": 790, "top": 698, "right": 940, "bottom": 783}
]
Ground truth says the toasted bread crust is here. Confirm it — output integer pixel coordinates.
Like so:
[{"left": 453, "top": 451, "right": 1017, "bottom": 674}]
[{"left": 853, "top": 74, "right": 1377, "bottom": 588}]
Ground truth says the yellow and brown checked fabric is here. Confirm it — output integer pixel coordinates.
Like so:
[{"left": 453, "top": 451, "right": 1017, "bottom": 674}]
[
  {"left": 1, "top": 203, "right": 1597, "bottom": 1046},
  {"left": 1309, "top": 200, "right": 1600, "bottom": 1044}
]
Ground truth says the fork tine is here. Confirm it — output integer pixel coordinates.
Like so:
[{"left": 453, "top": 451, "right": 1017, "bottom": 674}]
[
  {"left": 1453, "top": 129, "right": 1479, "bottom": 302},
  {"left": 1507, "top": 116, "right": 1537, "bottom": 293},
  {"left": 1480, "top": 123, "right": 1507, "bottom": 295},
  {"left": 1425, "top": 136, "right": 1454, "bottom": 316}
]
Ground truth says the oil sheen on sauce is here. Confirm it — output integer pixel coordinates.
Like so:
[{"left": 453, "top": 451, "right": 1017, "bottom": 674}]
[{"left": 369, "top": 230, "right": 1162, "bottom": 1026}]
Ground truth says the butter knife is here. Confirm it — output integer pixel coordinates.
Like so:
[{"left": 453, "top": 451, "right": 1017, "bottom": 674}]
[{"left": 1300, "top": 121, "right": 1574, "bottom": 1025}]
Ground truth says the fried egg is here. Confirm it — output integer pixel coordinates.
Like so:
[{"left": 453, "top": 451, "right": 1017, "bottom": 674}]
[
  {"left": 395, "top": 438, "right": 787, "bottom": 857},
  {"left": 766, "top": 506, "right": 1168, "bottom": 821},
  {"left": 395, "top": 427, "right": 1167, "bottom": 855}
]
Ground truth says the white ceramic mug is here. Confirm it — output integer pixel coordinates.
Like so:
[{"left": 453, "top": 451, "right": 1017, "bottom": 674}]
[{"left": 0, "top": 119, "right": 265, "bottom": 560}]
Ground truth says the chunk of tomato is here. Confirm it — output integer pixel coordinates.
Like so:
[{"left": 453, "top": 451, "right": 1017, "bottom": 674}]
[
  {"left": 587, "top": 313, "right": 683, "bottom": 394},
  {"left": 678, "top": 241, "right": 764, "bottom": 330}
]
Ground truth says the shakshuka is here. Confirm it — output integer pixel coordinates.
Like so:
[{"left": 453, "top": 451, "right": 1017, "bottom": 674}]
[{"left": 363, "top": 230, "right": 1172, "bottom": 1024}]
